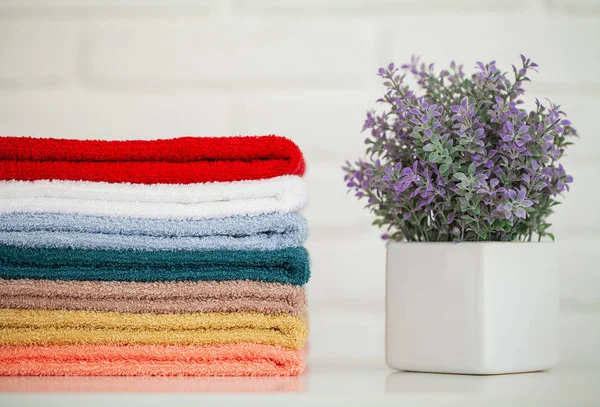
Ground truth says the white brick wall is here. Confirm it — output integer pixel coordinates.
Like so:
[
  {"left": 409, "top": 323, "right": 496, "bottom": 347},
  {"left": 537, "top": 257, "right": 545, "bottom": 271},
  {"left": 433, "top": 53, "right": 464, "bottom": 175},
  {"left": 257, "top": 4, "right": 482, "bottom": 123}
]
[
  {"left": 0, "top": 0, "right": 598, "bottom": 315},
  {"left": 84, "top": 20, "right": 379, "bottom": 88},
  {"left": 0, "top": 22, "right": 81, "bottom": 86},
  {"left": 0, "top": 88, "right": 231, "bottom": 138},
  {"left": 382, "top": 13, "right": 600, "bottom": 86},
  {"left": 234, "top": 0, "right": 529, "bottom": 13}
]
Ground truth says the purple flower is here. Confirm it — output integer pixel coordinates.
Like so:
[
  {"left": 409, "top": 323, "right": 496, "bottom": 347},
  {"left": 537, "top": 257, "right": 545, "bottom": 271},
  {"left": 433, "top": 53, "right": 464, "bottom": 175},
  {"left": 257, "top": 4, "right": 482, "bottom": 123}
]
[
  {"left": 343, "top": 55, "right": 576, "bottom": 242},
  {"left": 497, "top": 188, "right": 534, "bottom": 220},
  {"left": 363, "top": 112, "right": 375, "bottom": 131}
]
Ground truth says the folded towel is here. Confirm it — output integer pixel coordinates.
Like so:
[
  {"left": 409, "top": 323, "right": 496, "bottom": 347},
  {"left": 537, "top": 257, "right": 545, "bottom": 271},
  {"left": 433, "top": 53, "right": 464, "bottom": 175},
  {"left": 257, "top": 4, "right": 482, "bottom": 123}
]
[
  {"left": 0, "top": 176, "right": 307, "bottom": 219},
  {"left": 0, "top": 212, "right": 308, "bottom": 251},
  {"left": 0, "top": 279, "right": 307, "bottom": 315},
  {"left": 0, "top": 135, "right": 305, "bottom": 184},
  {"left": 0, "top": 344, "right": 304, "bottom": 377},
  {"left": 0, "top": 245, "right": 310, "bottom": 285},
  {"left": 0, "top": 309, "right": 308, "bottom": 349}
]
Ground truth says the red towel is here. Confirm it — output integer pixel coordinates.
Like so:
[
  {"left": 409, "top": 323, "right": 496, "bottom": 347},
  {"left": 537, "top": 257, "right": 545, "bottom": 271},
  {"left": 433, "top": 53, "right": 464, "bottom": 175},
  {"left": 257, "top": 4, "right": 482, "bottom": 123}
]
[{"left": 0, "top": 135, "right": 305, "bottom": 184}]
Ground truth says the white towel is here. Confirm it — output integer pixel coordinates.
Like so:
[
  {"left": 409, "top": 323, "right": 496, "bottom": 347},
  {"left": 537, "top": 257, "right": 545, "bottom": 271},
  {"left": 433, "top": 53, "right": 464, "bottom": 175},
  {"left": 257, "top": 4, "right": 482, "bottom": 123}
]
[{"left": 0, "top": 176, "right": 307, "bottom": 219}]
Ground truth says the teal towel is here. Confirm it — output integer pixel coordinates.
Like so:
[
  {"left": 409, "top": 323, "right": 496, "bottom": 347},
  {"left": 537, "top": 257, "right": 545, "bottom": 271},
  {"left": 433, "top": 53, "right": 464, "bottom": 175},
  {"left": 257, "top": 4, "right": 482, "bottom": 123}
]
[{"left": 0, "top": 245, "right": 310, "bottom": 286}]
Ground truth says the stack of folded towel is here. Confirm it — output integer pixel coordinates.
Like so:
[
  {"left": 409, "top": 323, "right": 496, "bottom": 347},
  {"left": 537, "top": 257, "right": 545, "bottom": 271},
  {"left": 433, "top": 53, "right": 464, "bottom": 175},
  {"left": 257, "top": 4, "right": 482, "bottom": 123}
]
[{"left": 0, "top": 135, "right": 310, "bottom": 376}]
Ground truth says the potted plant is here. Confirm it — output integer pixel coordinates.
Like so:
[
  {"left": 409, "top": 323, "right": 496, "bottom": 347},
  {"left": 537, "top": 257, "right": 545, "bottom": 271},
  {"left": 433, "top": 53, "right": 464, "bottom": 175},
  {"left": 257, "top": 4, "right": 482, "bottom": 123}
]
[{"left": 343, "top": 55, "right": 576, "bottom": 374}]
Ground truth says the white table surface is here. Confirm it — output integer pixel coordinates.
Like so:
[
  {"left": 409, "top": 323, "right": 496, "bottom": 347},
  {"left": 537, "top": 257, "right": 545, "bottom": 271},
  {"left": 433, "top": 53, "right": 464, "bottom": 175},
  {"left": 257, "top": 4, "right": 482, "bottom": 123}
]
[{"left": 1, "top": 307, "right": 599, "bottom": 407}]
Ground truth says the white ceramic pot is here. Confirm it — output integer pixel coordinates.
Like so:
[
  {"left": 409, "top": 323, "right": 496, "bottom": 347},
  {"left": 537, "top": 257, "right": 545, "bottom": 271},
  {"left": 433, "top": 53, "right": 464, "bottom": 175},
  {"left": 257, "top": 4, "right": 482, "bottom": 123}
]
[{"left": 386, "top": 242, "right": 559, "bottom": 375}]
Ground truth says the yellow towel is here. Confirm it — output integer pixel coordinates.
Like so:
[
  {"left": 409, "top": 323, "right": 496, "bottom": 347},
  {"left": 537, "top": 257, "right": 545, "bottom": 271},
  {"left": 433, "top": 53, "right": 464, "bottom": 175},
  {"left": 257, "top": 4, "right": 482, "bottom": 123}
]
[{"left": 0, "top": 309, "right": 308, "bottom": 349}]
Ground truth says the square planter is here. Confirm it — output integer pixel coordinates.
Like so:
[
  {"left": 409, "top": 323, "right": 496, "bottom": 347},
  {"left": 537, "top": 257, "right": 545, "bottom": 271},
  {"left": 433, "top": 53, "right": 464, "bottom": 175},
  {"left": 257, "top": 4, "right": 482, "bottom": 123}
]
[{"left": 386, "top": 242, "right": 559, "bottom": 375}]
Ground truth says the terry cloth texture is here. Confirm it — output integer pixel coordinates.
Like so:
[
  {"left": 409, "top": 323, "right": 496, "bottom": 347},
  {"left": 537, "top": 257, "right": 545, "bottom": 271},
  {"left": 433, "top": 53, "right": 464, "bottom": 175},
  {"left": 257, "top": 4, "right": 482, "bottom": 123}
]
[
  {"left": 0, "top": 176, "right": 307, "bottom": 219},
  {"left": 0, "top": 245, "right": 310, "bottom": 286},
  {"left": 0, "top": 212, "right": 308, "bottom": 251},
  {"left": 0, "top": 279, "right": 307, "bottom": 315},
  {"left": 0, "top": 309, "right": 308, "bottom": 349},
  {"left": 0, "top": 344, "right": 304, "bottom": 377},
  {"left": 0, "top": 135, "right": 305, "bottom": 184}
]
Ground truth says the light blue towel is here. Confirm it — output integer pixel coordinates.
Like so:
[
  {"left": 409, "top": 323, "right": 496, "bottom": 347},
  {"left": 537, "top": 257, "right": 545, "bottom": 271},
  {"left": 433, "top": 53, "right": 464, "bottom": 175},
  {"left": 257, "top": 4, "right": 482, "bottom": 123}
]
[{"left": 0, "top": 212, "right": 307, "bottom": 252}]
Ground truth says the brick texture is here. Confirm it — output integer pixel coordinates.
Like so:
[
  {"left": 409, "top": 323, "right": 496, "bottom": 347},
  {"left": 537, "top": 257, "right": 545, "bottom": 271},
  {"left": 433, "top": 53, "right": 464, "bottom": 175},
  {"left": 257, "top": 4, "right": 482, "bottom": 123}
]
[
  {"left": 83, "top": 20, "right": 379, "bottom": 88},
  {"left": 0, "top": 1, "right": 598, "bottom": 308},
  {"left": 0, "top": 22, "right": 80, "bottom": 86}
]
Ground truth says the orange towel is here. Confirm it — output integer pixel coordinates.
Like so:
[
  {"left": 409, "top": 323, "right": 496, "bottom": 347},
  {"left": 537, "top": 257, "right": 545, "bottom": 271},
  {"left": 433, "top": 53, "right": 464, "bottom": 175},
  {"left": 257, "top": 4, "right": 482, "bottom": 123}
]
[{"left": 0, "top": 344, "right": 305, "bottom": 377}]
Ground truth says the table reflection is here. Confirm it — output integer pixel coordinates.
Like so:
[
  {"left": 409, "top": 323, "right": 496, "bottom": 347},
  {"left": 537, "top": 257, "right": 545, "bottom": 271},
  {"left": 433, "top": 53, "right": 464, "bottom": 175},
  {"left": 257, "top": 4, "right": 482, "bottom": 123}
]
[
  {"left": 0, "top": 375, "right": 306, "bottom": 393},
  {"left": 386, "top": 370, "right": 559, "bottom": 394}
]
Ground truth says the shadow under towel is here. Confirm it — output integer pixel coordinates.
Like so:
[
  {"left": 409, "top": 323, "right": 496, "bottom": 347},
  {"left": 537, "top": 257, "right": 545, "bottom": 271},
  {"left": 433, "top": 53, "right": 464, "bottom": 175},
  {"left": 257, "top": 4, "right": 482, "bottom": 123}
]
[
  {"left": 0, "top": 212, "right": 307, "bottom": 251},
  {"left": 0, "top": 135, "right": 305, "bottom": 184},
  {"left": 0, "top": 176, "right": 307, "bottom": 219},
  {"left": 0, "top": 245, "right": 310, "bottom": 285},
  {"left": 0, "top": 344, "right": 305, "bottom": 377},
  {"left": 0, "top": 309, "right": 308, "bottom": 349},
  {"left": 0, "top": 279, "right": 307, "bottom": 315}
]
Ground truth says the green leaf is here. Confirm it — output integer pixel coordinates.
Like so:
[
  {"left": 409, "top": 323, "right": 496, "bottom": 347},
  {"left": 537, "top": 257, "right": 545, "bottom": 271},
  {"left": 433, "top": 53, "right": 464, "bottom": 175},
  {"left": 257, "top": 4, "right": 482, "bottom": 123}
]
[
  {"left": 468, "top": 163, "right": 476, "bottom": 176},
  {"left": 429, "top": 152, "right": 439, "bottom": 162},
  {"left": 453, "top": 172, "right": 467, "bottom": 181},
  {"left": 463, "top": 216, "right": 477, "bottom": 224},
  {"left": 423, "top": 143, "right": 434, "bottom": 152},
  {"left": 439, "top": 163, "right": 450, "bottom": 174},
  {"left": 547, "top": 233, "right": 555, "bottom": 241},
  {"left": 500, "top": 220, "right": 513, "bottom": 232}
]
